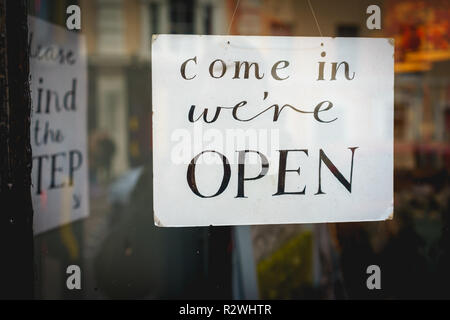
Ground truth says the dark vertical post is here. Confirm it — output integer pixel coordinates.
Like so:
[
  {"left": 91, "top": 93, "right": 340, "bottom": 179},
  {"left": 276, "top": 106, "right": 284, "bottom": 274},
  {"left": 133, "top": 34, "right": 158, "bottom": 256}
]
[
  {"left": 207, "top": 226, "right": 233, "bottom": 299},
  {"left": 0, "top": 0, "right": 34, "bottom": 299}
]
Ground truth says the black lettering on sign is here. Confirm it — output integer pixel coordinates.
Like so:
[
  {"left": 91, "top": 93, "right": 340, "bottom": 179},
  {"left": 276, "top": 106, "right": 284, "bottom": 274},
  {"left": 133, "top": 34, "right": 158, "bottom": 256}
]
[
  {"left": 32, "top": 149, "right": 84, "bottom": 195},
  {"left": 187, "top": 151, "right": 231, "bottom": 198}
]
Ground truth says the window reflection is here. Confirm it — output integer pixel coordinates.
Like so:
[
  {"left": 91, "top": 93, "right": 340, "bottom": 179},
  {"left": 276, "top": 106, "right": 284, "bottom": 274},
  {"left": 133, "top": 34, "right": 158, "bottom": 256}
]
[{"left": 29, "top": 0, "right": 450, "bottom": 299}]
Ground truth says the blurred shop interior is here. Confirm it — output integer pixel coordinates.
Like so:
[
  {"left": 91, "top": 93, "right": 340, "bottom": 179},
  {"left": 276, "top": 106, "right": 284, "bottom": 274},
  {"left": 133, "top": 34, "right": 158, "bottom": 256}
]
[{"left": 29, "top": 0, "right": 450, "bottom": 299}]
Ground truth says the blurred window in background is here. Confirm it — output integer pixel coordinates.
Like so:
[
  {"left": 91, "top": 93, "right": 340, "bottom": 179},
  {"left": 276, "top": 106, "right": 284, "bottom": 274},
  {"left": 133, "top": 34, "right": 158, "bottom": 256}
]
[{"left": 170, "top": 0, "right": 194, "bottom": 34}]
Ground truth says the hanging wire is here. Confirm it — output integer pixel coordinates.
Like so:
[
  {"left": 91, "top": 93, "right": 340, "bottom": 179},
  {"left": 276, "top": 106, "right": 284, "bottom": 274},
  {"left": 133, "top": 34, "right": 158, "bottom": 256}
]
[
  {"left": 227, "top": 0, "right": 241, "bottom": 35},
  {"left": 307, "top": 0, "right": 323, "bottom": 37}
]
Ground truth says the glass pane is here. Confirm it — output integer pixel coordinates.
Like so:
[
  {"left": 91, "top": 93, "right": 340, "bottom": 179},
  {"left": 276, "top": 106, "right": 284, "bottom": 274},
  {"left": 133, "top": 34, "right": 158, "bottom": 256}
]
[{"left": 25, "top": 0, "right": 450, "bottom": 299}]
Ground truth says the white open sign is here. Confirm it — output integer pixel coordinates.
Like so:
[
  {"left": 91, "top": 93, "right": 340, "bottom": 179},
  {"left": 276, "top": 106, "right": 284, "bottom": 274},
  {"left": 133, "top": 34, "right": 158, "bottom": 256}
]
[{"left": 152, "top": 35, "right": 393, "bottom": 227}]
